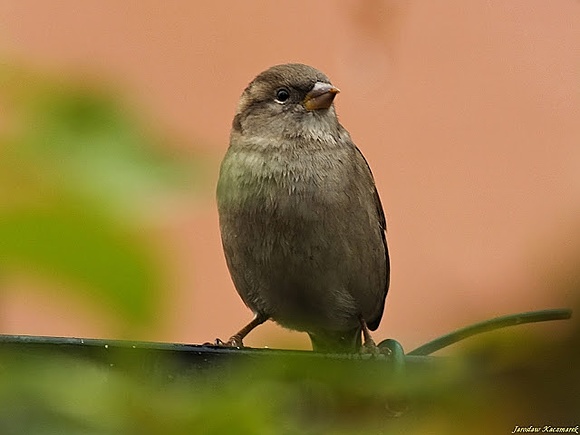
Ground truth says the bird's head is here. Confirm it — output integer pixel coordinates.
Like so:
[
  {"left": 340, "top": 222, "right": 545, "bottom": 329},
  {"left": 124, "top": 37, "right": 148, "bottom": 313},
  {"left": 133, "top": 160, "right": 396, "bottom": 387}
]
[{"left": 231, "top": 63, "right": 341, "bottom": 143}]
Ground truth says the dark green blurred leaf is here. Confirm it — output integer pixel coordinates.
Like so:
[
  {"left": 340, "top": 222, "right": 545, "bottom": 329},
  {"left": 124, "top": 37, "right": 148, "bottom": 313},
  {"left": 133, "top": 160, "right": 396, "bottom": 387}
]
[{"left": 1, "top": 323, "right": 576, "bottom": 435}]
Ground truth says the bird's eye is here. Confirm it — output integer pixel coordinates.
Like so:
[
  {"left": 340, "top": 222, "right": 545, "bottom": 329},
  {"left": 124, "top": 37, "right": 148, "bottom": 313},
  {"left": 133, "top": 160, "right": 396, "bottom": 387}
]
[{"left": 275, "top": 88, "right": 290, "bottom": 103}]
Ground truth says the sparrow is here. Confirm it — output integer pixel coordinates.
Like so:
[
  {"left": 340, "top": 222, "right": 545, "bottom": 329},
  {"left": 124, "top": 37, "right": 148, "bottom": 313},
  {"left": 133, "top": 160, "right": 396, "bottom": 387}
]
[{"left": 215, "top": 63, "right": 389, "bottom": 353}]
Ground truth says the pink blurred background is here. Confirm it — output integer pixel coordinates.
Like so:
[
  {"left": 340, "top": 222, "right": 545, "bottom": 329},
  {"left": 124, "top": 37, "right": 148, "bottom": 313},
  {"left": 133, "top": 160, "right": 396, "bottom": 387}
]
[{"left": 1, "top": 1, "right": 578, "bottom": 352}]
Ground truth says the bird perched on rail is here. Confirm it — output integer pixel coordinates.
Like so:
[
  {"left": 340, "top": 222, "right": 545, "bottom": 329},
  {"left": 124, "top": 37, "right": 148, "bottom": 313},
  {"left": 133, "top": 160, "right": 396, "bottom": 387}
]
[{"left": 215, "top": 63, "right": 389, "bottom": 353}]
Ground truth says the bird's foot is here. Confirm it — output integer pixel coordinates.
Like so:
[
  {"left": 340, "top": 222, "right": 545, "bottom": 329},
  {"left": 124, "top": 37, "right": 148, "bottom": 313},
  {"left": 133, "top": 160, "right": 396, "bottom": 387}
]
[
  {"left": 361, "top": 337, "right": 392, "bottom": 357},
  {"left": 205, "top": 334, "right": 244, "bottom": 348},
  {"left": 204, "top": 315, "right": 268, "bottom": 349},
  {"left": 361, "top": 338, "right": 381, "bottom": 356},
  {"left": 359, "top": 317, "right": 390, "bottom": 357}
]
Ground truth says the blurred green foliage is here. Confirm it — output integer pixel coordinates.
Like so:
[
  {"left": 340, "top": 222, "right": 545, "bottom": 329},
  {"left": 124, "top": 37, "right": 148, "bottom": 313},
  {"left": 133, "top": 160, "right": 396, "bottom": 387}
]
[
  {"left": 0, "top": 63, "right": 200, "bottom": 327},
  {"left": 0, "top": 325, "right": 578, "bottom": 434}
]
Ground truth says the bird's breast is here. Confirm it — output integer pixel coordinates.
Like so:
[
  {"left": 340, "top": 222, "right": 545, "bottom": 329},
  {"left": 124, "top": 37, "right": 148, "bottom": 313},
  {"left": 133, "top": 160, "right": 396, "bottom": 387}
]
[{"left": 217, "top": 139, "right": 352, "bottom": 214}]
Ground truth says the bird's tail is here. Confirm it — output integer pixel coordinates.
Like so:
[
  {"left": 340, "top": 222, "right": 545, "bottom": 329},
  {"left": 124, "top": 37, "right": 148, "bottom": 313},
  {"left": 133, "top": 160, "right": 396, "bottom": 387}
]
[{"left": 308, "top": 328, "right": 362, "bottom": 353}]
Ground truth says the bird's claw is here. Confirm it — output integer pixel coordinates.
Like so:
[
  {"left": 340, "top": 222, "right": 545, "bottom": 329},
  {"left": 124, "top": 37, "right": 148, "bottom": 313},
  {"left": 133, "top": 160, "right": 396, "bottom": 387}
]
[
  {"left": 361, "top": 339, "right": 391, "bottom": 357},
  {"left": 205, "top": 335, "right": 244, "bottom": 348},
  {"left": 361, "top": 342, "right": 380, "bottom": 356}
]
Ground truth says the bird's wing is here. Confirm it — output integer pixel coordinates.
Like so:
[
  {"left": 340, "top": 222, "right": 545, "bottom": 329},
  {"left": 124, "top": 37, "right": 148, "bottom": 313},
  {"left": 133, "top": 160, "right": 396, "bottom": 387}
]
[{"left": 353, "top": 145, "right": 390, "bottom": 331}]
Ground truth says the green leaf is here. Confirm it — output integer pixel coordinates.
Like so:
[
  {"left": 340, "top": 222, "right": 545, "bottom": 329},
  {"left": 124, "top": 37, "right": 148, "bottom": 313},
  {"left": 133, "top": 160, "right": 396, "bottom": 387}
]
[
  {"left": 0, "top": 204, "right": 160, "bottom": 325},
  {"left": 0, "top": 62, "right": 201, "bottom": 327},
  {"left": 2, "top": 63, "right": 204, "bottom": 216}
]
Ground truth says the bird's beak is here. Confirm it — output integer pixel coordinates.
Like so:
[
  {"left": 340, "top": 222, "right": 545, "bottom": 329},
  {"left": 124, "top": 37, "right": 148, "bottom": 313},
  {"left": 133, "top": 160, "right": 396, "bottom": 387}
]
[{"left": 303, "top": 82, "right": 340, "bottom": 111}]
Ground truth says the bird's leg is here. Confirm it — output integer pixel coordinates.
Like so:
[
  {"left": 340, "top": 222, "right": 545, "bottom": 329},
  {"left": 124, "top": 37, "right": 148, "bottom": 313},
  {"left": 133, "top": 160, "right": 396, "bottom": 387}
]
[
  {"left": 212, "top": 314, "right": 268, "bottom": 348},
  {"left": 360, "top": 317, "right": 380, "bottom": 354}
]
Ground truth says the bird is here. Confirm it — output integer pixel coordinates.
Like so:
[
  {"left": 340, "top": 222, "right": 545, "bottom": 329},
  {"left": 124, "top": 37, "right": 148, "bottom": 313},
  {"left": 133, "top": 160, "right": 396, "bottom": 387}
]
[{"left": 215, "top": 63, "right": 389, "bottom": 353}]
